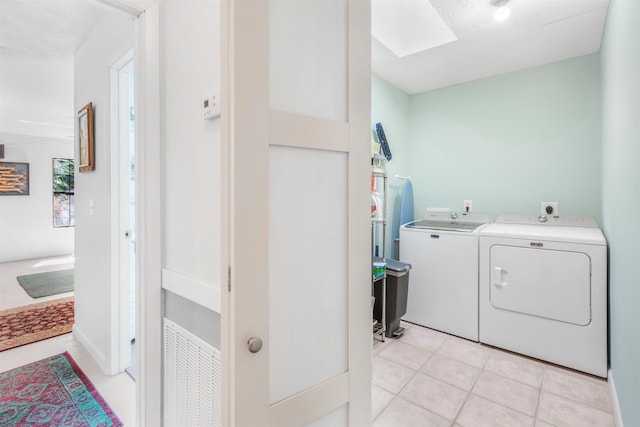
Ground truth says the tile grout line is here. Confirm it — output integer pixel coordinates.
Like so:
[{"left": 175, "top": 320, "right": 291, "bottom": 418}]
[{"left": 404, "top": 334, "right": 473, "bottom": 423}]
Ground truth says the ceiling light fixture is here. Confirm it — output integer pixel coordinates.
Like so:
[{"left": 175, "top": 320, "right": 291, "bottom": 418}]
[{"left": 492, "top": 0, "right": 511, "bottom": 22}]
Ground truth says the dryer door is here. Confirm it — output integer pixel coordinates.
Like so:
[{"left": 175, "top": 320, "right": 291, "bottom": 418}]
[{"left": 490, "top": 245, "right": 591, "bottom": 325}]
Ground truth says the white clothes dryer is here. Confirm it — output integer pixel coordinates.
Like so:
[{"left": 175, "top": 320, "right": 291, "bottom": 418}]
[
  {"left": 400, "top": 212, "right": 491, "bottom": 341},
  {"left": 479, "top": 213, "right": 607, "bottom": 377}
]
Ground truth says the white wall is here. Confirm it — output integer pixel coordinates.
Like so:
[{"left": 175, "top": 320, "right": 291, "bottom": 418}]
[
  {"left": 0, "top": 55, "right": 75, "bottom": 263},
  {"left": 161, "top": 0, "right": 222, "bottom": 328},
  {"left": 0, "top": 139, "right": 74, "bottom": 262},
  {"left": 163, "top": 0, "right": 221, "bottom": 287},
  {"left": 0, "top": 56, "right": 74, "bottom": 140},
  {"left": 73, "top": 12, "right": 134, "bottom": 373}
]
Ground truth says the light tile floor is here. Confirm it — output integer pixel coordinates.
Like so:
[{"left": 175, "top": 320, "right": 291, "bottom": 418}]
[
  {"left": 373, "top": 322, "right": 615, "bottom": 427},
  {"left": 0, "top": 333, "right": 136, "bottom": 426}
]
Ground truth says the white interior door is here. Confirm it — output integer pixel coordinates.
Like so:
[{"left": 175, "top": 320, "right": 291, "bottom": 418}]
[
  {"left": 110, "top": 50, "right": 137, "bottom": 375},
  {"left": 222, "top": 0, "right": 371, "bottom": 425}
]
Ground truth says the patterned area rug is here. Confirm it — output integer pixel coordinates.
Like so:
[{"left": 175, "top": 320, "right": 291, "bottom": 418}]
[
  {"left": 0, "top": 297, "right": 74, "bottom": 352},
  {"left": 0, "top": 352, "right": 123, "bottom": 426}
]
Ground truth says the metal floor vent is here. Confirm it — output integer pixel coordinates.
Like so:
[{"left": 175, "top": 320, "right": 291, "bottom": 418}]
[{"left": 164, "top": 318, "right": 221, "bottom": 427}]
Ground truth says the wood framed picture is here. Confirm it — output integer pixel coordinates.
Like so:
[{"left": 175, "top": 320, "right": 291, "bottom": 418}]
[
  {"left": 78, "top": 102, "right": 95, "bottom": 172},
  {"left": 0, "top": 162, "right": 29, "bottom": 195}
]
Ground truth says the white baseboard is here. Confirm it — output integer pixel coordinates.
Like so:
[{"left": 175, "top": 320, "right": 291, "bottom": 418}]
[
  {"left": 72, "top": 324, "right": 109, "bottom": 374},
  {"left": 608, "top": 368, "right": 624, "bottom": 427}
]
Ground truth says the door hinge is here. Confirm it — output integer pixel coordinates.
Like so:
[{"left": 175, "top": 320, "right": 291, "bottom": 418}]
[{"left": 227, "top": 266, "right": 231, "bottom": 292}]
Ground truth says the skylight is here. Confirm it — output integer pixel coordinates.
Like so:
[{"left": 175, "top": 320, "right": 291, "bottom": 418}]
[{"left": 372, "top": 0, "right": 457, "bottom": 58}]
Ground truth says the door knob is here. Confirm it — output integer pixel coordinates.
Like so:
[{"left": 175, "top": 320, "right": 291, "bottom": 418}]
[{"left": 248, "top": 337, "right": 263, "bottom": 353}]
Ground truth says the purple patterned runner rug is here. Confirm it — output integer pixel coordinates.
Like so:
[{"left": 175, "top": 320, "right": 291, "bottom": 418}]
[{"left": 0, "top": 352, "right": 123, "bottom": 426}]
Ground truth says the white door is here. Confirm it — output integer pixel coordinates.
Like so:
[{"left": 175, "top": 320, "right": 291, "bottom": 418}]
[
  {"left": 111, "top": 51, "right": 137, "bottom": 374},
  {"left": 118, "top": 58, "right": 136, "bottom": 370},
  {"left": 221, "top": 1, "right": 371, "bottom": 425}
]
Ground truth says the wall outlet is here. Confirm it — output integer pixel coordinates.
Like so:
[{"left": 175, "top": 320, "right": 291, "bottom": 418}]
[
  {"left": 463, "top": 200, "right": 473, "bottom": 212},
  {"left": 541, "top": 202, "right": 558, "bottom": 215}
]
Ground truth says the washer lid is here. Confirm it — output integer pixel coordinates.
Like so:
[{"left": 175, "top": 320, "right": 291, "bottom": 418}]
[
  {"left": 405, "top": 220, "right": 484, "bottom": 232},
  {"left": 480, "top": 223, "right": 606, "bottom": 245},
  {"left": 403, "top": 211, "right": 491, "bottom": 232}
]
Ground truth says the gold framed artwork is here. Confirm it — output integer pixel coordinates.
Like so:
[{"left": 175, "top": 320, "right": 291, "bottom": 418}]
[{"left": 78, "top": 102, "right": 95, "bottom": 172}]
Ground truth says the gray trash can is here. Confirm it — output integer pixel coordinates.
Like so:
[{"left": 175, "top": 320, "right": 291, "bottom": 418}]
[{"left": 373, "top": 258, "right": 411, "bottom": 338}]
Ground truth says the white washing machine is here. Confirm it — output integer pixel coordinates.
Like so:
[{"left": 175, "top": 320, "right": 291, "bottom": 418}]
[
  {"left": 479, "top": 213, "right": 607, "bottom": 377},
  {"left": 400, "top": 212, "right": 491, "bottom": 341}
]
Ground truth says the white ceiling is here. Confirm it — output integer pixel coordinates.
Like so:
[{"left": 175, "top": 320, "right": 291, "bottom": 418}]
[
  {"left": 0, "top": 0, "right": 611, "bottom": 144},
  {"left": 0, "top": 0, "right": 108, "bottom": 145},
  {"left": 373, "top": 0, "right": 610, "bottom": 94},
  {"left": 0, "top": 0, "right": 106, "bottom": 57}
]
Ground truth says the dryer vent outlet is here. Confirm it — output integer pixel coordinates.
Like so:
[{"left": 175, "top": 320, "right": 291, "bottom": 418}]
[{"left": 541, "top": 202, "right": 558, "bottom": 215}]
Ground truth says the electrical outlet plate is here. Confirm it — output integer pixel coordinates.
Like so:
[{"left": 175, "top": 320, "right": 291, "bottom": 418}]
[
  {"left": 541, "top": 202, "right": 558, "bottom": 215},
  {"left": 463, "top": 200, "right": 473, "bottom": 212}
]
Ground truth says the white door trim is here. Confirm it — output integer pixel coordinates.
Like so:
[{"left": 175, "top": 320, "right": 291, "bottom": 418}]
[
  {"left": 132, "top": 5, "right": 163, "bottom": 427},
  {"left": 95, "top": 0, "right": 162, "bottom": 425},
  {"left": 109, "top": 49, "right": 134, "bottom": 375},
  {"left": 220, "top": 1, "right": 231, "bottom": 425},
  {"left": 346, "top": 0, "right": 373, "bottom": 423}
]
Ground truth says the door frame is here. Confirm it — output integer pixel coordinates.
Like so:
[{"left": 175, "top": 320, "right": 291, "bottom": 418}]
[
  {"left": 100, "top": 0, "right": 162, "bottom": 425},
  {"left": 95, "top": 0, "right": 162, "bottom": 426},
  {"left": 132, "top": 5, "right": 163, "bottom": 427},
  {"left": 109, "top": 49, "right": 134, "bottom": 375}
]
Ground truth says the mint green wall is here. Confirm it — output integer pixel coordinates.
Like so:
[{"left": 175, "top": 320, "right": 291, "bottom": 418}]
[
  {"left": 373, "top": 7, "right": 640, "bottom": 422},
  {"left": 601, "top": 0, "right": 640, "bottom": 424},
  {"left": 408, "top": 55, "right": 602, "bottom": 223},
  {"left": 371, "top": 74, "right": 410, "bottom": 259}
]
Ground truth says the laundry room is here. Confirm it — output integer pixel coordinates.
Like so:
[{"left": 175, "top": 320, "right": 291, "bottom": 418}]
[
  {"left": 373, "top": 54, "right": 601, "bottom": 245},
  {"left": 370, "top": 0, "right": 639, "bottom": 425}
]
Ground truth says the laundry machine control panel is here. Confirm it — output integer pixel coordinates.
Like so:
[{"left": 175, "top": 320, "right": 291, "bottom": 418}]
[{"left": 495, "top": 213, "right": 598, "bottom": 228}]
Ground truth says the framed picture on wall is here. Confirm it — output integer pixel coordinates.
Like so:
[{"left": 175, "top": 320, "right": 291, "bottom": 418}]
[
  {"left": 78, "top": 102, "right": 95, "bottom": 172},
  {"left": 0, "top": 162, "right": 29, "bottom": 195}
]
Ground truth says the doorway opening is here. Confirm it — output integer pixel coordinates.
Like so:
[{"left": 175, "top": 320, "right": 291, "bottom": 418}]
[{"left": 111, "top": 50, "right": 136, "bottom": 377}]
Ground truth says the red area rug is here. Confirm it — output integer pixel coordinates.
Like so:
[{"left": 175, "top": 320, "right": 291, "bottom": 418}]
[
  {"left": 0, "top": 352, "right": 123, "bottom": 426},
  {"left": 0, "top": 297, "right": 74, "bottom": 352}
]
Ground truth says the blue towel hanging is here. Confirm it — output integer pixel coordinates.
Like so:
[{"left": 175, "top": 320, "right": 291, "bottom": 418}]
[{"left": 399, "top": 179, "right": 414, "bottom": 227}]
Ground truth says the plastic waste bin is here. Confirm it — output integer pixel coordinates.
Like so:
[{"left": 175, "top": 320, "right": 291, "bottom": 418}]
[{"left": 373, "top": 258, "right": 411, "bottom": 338}]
